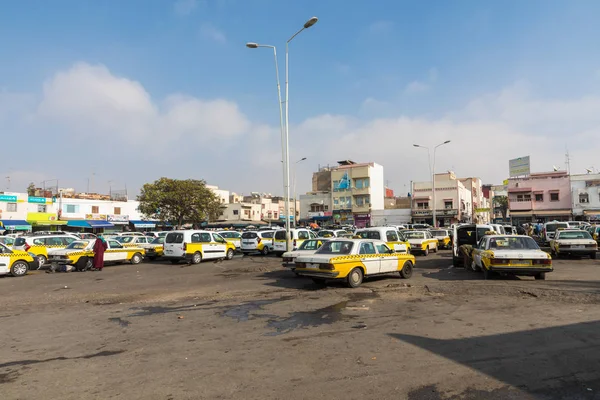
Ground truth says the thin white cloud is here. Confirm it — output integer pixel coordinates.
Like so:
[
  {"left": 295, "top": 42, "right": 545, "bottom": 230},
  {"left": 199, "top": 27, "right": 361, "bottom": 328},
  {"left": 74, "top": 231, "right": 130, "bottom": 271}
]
[
  {"left": 174, "top": 0, "right": 197, "bottom": 16},
  {"left": 368, "top": 20, "right": 393, "bottom": 34},
  {"left": 404, "top": 81, "right": 429, "bottom": 94},
  {"left": 199, "top": 22, "right": 227, "bottom": 44},
  {"left": 428, "top": 67, "right": 439, "bottom": 83}
]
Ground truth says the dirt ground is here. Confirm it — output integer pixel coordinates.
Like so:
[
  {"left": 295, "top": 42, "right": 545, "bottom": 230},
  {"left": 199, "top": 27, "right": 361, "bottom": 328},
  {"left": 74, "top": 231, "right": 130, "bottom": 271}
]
[{"left": 1, "top": 251, "right": 600, "bottom": 400}]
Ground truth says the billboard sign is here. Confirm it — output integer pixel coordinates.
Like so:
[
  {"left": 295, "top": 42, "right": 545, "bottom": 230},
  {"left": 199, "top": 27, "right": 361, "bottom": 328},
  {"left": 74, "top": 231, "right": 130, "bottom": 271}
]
[{"left": 509, "top": 156, "right": 530, "bottom": 177}]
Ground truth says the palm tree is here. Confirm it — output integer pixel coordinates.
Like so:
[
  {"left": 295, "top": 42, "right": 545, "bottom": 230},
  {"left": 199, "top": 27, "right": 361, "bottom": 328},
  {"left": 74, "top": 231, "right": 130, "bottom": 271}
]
[{"left": 494, "top": 196, "right": 509, "bottom": 222}]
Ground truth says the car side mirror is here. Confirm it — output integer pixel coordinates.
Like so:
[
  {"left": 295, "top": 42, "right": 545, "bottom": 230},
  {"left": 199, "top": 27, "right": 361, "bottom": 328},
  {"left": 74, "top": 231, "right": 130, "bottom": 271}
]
[{"left": 389, "top": 248, "right": 395, "bottom": 254}]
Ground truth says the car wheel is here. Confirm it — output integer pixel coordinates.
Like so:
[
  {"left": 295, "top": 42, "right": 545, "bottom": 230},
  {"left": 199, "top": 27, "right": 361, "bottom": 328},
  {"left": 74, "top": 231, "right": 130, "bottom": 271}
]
[
  {"left": 10, "top": 261, "right": 28, "bottom": 277},
  {"left": 261, "top": 246, "right": 269, "bottom": 256},
  {"left": 423, "top": 248, "right": 429, "bottom": 256},
  {"left": 591, "top": 252, "right": 597, "bottom": 260},
  {"left": 130, "top": 253, "right": 143, "bottom": 265},
  {"left": 226, "top": 249, "right": 234, "bottom": 260},
  {"left": 192, "top": 252, "right": 202, "bottom": 264},
  {"left": 37, "top": 255, "right": 47, "bottom": 268},
  {"left": 170, "top": 259, "right": 180, "bottom": 264},
  {"left": 347, "top": 267, "right": 364, "bottom": 288},
  {"left": 400, "top": 260, "right": 413, "bottom": 279},
  {"left": 534, "top": 272, "right": 546, "bottom": 280}
]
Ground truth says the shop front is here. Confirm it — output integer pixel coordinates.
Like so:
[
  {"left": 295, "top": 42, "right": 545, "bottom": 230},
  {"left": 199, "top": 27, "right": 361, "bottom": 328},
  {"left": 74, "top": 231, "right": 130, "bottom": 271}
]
[
  {"left": 27, "top": 212, "right": 67, "bottom": 232},
  {"left": 107, "top": 214, "right": 130, "bottom": 232},
  {"left": 354, "top": 213, "right": 371, "bottom": 228},
  {"left": 305, "top": 211, "right": 332, "bottom": 227},
  {"left": 583, "top": 210, "right": 600, "bottom": 222},
  {"left": 66, "top": 220, "right": 115, "bottom": 233},
  {"left": 0, "top": 219, "right": 32, "bottom": 233},
  {"left": 333, "top": 209, "right": 353, "bottom": 226},
  {"left": 129, "top": 220, "right": 157, "bottom": 231}
]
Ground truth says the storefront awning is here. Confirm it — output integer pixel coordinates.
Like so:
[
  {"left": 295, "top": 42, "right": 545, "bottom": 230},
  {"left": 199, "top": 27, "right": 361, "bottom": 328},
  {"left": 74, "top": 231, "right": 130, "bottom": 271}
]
[
  {"left": 129, "top": 220, "right": 157, "bottom": 228},
  {"left": 0, "top": 220, "right": 31, "bottom": 231},
  {"left": 26, "top": 212, "right": 67, "bottom": 226},
  {"left": 509, "top": 211, "right": 533, "bottom": 217},
  {"left": 534, "top": 210, "right": 571, "bottom": 216},
  {"left": 583, "top": 210, "right": 600, "bottom": 216},
  {"left": 67, "top": 220, "right": 115, "bottom": 228}
]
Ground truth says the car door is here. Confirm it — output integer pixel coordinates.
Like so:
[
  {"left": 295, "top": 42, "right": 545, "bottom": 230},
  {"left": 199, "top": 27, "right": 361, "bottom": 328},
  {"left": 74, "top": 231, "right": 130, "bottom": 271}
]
[
  {"left": 359, "top": 241, "right": 380, "bottom": 275},
  {"left": 211, "top": 233, "right": 227, "bottom": 258},
  {"left": 199, "top": 232, "right": 217, "bottom": 259},
  {"left": 376, "top": 243, "right": 398, "bottom": 273},
  {"left": 473, "top": 238, "right": 487, "bottom": 268},
  {"left": 106, "top": 240, "right": 127, "bottom": 262},
  {"left": 386, "top": 229, "right": 407, "bottom": 253},
  {"left": 0, "top": 243, "right": 12, "bottom": 274}
]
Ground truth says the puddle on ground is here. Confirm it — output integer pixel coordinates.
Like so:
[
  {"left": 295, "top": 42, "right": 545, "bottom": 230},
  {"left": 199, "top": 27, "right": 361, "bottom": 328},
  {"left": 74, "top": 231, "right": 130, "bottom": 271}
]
[
  {"left": 220, "top": 297, "right": 293, "bottom": 322},
  {"left": 265, "top": 300, "right": 353, "bottom": 336},
  {"left": 108, "top": 317, "right": 131, "bottom": 328}
]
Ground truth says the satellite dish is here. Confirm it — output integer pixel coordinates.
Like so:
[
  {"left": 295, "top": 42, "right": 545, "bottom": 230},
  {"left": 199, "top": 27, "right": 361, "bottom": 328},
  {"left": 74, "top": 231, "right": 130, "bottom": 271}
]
[
  {"left": 553, "top": 165, "right": 559, "bottom": 171},
  {"left": 586, "top": 168, "right": 592, "bottom": 174}
]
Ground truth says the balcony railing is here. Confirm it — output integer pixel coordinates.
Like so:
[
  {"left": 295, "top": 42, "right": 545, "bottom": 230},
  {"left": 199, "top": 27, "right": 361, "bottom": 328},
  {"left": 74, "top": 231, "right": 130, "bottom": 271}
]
[
  {"left": 351, "top": 187, "right": 370, "bottom": 195},
  {"left": 352, "top": 204, "right": 370, "bottom": 213}
]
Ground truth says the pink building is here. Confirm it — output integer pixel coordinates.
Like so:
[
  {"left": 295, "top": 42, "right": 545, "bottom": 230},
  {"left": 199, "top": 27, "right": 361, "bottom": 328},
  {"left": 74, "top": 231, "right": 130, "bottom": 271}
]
[{"left": 508, "top": 171, "right": 572, "bottom": 223}]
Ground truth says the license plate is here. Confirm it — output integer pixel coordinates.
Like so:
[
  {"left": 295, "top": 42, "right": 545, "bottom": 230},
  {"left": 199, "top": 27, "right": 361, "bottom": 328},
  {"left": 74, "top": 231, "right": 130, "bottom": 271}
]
[
  {"left": 512, "top": 259, "right": 531, "bottom": 266},
  {"left": 165, "top": 250, "right": 173, "bottom": 254},
  {"left": 243, "top": 241, "right": 253, "bottom": 244},
  {"left": 306, "top": 263, "right": 319, "bottom": 269},
  {"left": 571, "top": 245, "right": 585, "bottom": 249}
]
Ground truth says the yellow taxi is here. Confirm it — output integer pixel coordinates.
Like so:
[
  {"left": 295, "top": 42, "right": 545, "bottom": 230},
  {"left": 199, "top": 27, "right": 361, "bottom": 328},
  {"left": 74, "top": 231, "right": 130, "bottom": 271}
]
[
  {"left": 471, "top": 235, "right": 552, "bottom": 280},
  {"left": 294, "top": 238, "right": 415, "bottom": 288},
  {"left": 217, "top": 231, "right": 242, "bottom": 249},
  {"left": 403, "top": 230, "right": 438, "bottom": 255},
  {"left": 353, "top": 227, "right": 411, "bottom": 254},
  {"left": 163, "top": 230, "right": 236, "bottom": 264},
  {"left": 0, "top": 242, "right": 36, "bottom": 277},
  {"left": 430, "top": 229, "right": 451, "bottom": 249},
  {"left": 139, "top": 237, "right": 165, "bottom": 260},
  {"left": 13, "top": 234, "right": 79, "bottom": 266},
  {"left": 48, "top": 239, "right": 146, "bottom": 271}
]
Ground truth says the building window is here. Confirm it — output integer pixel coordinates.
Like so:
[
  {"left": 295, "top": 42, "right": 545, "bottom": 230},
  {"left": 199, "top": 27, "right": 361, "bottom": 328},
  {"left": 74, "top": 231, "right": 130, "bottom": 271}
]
[
  {"left": 274, "top": 212, "right": 278, "bottom": 219},
  {"left": 65, "top": 204, "right": 79, "bottom": 213},
  {"left": 579, "top": 193, "right": 589, "bottom": 204},
  {"left": 114, "top": 207, "right": 121, "bottom": 215},
  {"left": 444, "top": 201, "right": 453, "bottom": 209},
  {"left": 333, "top": 198, "right": 339, "bottom": 206},
  {"left": 91, "top": 206, "right": 99, "bottom": 214},
  {"left": 233, "top": 210, "right": 239, "bottom": 215},
  {"left": 516, "top": 194, "right": 531, "bottom": 201},
  {"left": 6, "top": 202, "right": 17, "bottom": 212},
  {"left": 550, "top": 192, "right": 559, "bottom": 201},
  {"left": 355, "top": 196, "right": 364, "bottom": 206},
  {"left": 353, "top": 178, "right": 370, "bottom": 189},
  {"left": 417, "top": 202, "right": 429, "bottom": 209},
  {"left": 535, "top": 194, "right": 543, "bottom": 202},
  {"left": 38, "top": 205, "right": 47, "bottom": 212},
  {"left": 324, "top": 205, "right": 329, "bottom": 211}
]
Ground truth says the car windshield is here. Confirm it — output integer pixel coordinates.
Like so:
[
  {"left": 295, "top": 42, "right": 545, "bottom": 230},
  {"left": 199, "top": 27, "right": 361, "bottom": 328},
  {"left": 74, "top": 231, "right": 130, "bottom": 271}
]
[
  {"left": 298, "top": 239, "right": 322, "bottom": 250},
  {"left": 151, "top": 237, "right": 164, "bottom": 244},
  {"left": 404, "top": 232, "right": 425, "bottom": 239},
  {"left": 66, "top": 241, "right": 90, "bottom": 250},
  {"left": 274, "top": 231, "right": 287, "bottom": 240},
  {"left": 318, "top": 230, "right": 334, "bottom": 237},
  {"left": 430, "top": 231, "right": 447, "bottom": 237},
  {"left": 354, "top": 231, "right": 380, "bottom": 240},
  {"left": 117, "top": 236, "right": 134, "bottom": 243},
  {"left": 546, "top": 223, "right": 569, "bottom": 232},
  {"left": 316, "top": 241, "right": 354, "bottom": 255},
  {"left": 558, "top": 231, "right": 592, "bottom": 240},
  {"left": 242, "top": 232, "right": 258, "bottom": 239},
  {"left": 487, "top": 236, "right": 539, "bottom": 250}
]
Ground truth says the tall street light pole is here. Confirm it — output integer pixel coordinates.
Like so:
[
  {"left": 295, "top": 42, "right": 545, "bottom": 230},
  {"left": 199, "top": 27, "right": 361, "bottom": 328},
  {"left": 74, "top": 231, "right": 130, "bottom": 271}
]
[
  {"left": 413, "top": 140, "right": 451, "bottom": 227},
  {"left": 284, "top": 16, "right": 318, "bottom": 250},
  {"left": 245, "top": 42, "right": 286, "bottom": 225},
  {"left": 292, "top": 157, "right": 307, "bottom": 228}
]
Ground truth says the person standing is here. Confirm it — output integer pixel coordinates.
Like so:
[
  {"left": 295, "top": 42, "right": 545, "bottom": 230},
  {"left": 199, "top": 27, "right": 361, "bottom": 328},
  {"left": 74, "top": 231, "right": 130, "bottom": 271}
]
[{"left": 92, "top": 235, "right": 108, "bottom": 271}]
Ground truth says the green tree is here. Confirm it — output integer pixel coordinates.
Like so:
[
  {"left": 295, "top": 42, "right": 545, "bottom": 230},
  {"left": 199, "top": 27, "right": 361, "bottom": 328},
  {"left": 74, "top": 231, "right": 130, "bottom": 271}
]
[
  {"left": 137, "top": 178, "right": 222, "bottom": 228},
  {"left": 494, "top": 195, "right": 509, "bottom": 221},
  {"left": 27, "top": 182, "right": 36, "bottom": 196}
]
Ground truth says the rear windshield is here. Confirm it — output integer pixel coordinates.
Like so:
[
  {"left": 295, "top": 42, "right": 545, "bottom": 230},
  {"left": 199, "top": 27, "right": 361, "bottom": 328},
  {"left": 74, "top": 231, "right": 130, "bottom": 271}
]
[
  {"left": 151, "top": 237, "right": 165, "bottom": 244},
  {"left": 489, "top": 236, "right": 539, "bottom": 250},
  {"left": 316, "top": 241, "right": 354, "bottom": 254},
  {"left": 558, "top": 231, "right": 592, "bottom": 240},
  {"left": 274, "top": 231, "right": 287, "bottom": 240},
  {"left": 242, "top": 232, "right": 258, "bottom": 239},
  {"left": 354, "top": 231, "right": 381, "bottom": 240},
  {"left": 260, "top": 231, "right": 274, "bottom": 238},
  {"left": 14, "top": 237, "right": 26, "bottom": 246},
  {"left": 318, "top": 230, "right": 334, "bottom": 237},
  {"left": 546, "top": 223, "right": 569, "bottom": 232},
  {"left": 430, "top": 231, "right": 448, "bottom": 237},
  {"left": 165, "top": 233, "right": 184, "bottom": 244}
]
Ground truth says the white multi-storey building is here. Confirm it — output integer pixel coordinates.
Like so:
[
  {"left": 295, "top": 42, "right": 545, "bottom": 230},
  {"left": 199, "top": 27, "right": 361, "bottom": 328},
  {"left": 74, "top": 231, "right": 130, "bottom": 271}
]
[{"left": 570, "top": 173, "right": 600, "bottom": 221}]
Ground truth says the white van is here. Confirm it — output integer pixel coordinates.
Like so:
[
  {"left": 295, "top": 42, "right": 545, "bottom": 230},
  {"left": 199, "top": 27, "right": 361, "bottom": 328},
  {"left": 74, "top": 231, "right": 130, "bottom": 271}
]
[
  {"left": 240, "top": 230, "right": 275, "bottom": 255},
  {"left": 488, "top": 224, "right": 506, "bottom": 235},
  {"left": 273, "top": 228, "right": 316, "bottom": 256},
  {"left": 543, "top": 221, "right": 569, "bottom": 243},
  {"left": 163, "top": 230, "right": 236, "bottom": 264}
]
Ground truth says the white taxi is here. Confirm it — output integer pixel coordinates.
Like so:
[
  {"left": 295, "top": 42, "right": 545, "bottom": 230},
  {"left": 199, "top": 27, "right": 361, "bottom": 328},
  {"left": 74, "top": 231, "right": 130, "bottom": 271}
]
[{"left": 403, "top": 230, "right": 438, "bottom": 255}]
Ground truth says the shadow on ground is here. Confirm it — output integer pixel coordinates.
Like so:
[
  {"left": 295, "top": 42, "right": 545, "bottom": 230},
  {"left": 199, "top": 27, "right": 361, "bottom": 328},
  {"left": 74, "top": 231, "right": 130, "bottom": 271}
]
[{"left": 392, "top": 320, "right": 600, "bottom": 400}]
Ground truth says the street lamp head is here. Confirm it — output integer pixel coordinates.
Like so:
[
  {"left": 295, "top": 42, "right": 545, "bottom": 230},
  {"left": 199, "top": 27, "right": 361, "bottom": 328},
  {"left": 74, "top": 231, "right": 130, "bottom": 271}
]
[
  {"left": 304, "top": 17, "right": 318, "bottom": 29},
  {"left": 246, "top": 42, "right": 259, "bottom": 49},
  {"left": 301, "top": 157, "right": 307, "bottom": 161},
  {"left": 413, "top": 144, "right": 420, "bottom": 148},
  {"left": 443, "top": 140, "right": 451, "bottom": 144}
]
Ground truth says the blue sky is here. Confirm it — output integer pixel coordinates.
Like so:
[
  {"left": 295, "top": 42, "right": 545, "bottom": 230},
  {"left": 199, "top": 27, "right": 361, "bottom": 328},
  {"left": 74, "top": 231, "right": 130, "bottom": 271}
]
[{"left": 1, "top": 0, "right": 600, "bottom": 197}]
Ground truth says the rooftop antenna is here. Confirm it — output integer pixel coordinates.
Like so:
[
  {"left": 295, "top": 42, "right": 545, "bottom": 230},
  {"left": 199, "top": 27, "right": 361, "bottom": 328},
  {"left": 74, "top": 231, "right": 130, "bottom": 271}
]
[
  {"left": 553, "top": 165, "right": 559, "bottom": 172},
  {"left": 5, "top": 176, "right": 9, "bottom": 190},
  {"left": 565, "top": 146, "right": 571, "bottom": 174}
]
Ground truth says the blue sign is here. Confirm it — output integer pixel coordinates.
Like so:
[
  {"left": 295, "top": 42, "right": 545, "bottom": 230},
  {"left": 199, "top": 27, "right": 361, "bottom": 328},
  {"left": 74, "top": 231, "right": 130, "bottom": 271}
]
[
  {"left": 0, "top": 195, "right": 17, "bottom": 202},
  {"left": 28, "top": 196, "right": 47, "bottom": 204}
]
